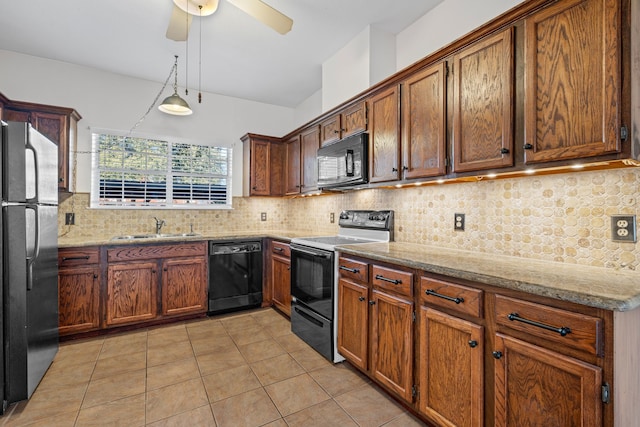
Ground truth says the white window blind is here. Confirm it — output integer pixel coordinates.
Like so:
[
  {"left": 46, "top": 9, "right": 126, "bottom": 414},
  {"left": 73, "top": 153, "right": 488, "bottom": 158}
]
[{"left": 90, "top": 132, "right": 232, "bottom": 209}]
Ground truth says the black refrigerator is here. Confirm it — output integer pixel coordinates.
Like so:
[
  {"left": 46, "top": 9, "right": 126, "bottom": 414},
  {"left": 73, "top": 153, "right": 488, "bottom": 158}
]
[{"left": 0, "top": 121, "right": 59, "bottom": 413}]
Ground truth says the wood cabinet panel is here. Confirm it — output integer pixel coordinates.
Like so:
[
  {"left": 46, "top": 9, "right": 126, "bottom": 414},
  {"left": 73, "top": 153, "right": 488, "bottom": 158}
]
[
  {"left": 338, "top": 256, "right": 369, "bottom": 283},
  {"left": 106, "top": 261, "right": 158, "bottom": 326},
  {"left": 107, "top": 241, "right": 206, "bottom": 262},
  {"left": 452, "top": 28, "right": 514, "bottom": 172},
  {"left": 337, "top": 278, "right": 369, "bottom": 371},
  {"left": 495, "top": 294, "right": 603, "bottom": 356},
  {"left": 370, "top": 289, "right": 413, "bottom": 402},
  {"left": 162, "top": 257, "right": 207, "bottom": 316},
  {"left": 342, "top": 101, "right": 367, "bottom": 139},
  {"left": 494, "top": 333, "right": 602, "bottom": 427},
  {"left": 401, "top": 62, "right": 447, "bottom": 179},
  {"left": 419, "top": 307, "right": 484, "bottom": 427},
  {"left": 58, "top": 265, "right": 100, "bottom": 335},
  {"left": 58, "top": 247, "right": 100, "bottom": 267},
  {"left": 371, "top": 264, "right": 413, "bottom": 298},
  {"left": 285, "top": 136, "right": 301, "bottom": 195},
  {"left": 251, "top": 139, "right": 271, "bottom": 195},
  {"left": 271, "top": 253, "right": 291, "bottom": 316},
  {"left": 524, "top": 0, "right": 620, "bottom": 163},
  {"left": 369, "top": 86, "right": 401, "bottom": 183},
  {"left": 320, "top": 115, "right": 341, "bottom": 146},
  {"left": 301, "top": 125, "right": 320, "bottom": 193},
  {"left": 420, "top": 276, "right": 483, "bottom": 318}
]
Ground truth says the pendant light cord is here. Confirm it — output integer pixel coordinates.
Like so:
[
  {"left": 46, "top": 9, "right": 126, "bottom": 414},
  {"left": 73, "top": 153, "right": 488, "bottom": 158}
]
[
  {"left": 128, "top": 58, "right": 177, "bottom": 134},
  {"left": 199, "top": 5, "right": 203, "bottom": 103}
]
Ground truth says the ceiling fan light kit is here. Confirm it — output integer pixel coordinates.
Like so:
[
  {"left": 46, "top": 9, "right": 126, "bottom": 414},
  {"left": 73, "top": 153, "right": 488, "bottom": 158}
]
[{"left": 173, "top": 0, "right": 219, "bottom": 16}]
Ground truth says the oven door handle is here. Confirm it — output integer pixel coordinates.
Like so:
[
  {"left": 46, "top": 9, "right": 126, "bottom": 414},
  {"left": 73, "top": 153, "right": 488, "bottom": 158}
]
[{"left": 292, "top": 247, "right": 332, "bottom": 259}]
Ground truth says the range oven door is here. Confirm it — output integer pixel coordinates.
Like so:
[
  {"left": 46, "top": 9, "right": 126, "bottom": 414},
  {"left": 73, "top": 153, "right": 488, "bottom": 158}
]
[{"left": 290, "top": 243, "right": 334, "bottom": 320}]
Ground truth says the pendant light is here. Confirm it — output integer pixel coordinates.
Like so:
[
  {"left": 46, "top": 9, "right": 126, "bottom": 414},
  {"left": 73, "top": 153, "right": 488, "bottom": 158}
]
[{"left": 159, "top": 55, "right": 192, "bottom": 116}]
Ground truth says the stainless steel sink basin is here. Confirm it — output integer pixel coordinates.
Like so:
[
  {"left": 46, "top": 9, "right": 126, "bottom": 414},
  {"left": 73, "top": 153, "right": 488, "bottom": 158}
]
[{"left": 111, "top": 233, "right": 202, "bottom": 241}]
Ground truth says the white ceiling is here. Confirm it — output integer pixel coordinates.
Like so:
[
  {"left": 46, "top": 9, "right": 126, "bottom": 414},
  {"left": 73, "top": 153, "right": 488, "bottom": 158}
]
[{"left": 0, "top": 0, "right": 444, "bottom": 108}]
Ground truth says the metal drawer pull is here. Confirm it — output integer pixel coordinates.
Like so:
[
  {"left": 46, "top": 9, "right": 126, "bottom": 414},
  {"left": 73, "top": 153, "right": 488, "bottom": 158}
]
[
  {"left": 507, "top": 312, "right": 571, "bottom": 337},
  {"left": 339, "top": 266, "right": 360, "bottom": 273},
  {"left": 425, "top": 289, "right": 464, "bottom": 304},
  {"left": 375, "top": 274, "right": 401, "bottom": 285},
  {"left": 274, "top": 247, "right": 284, "bottom": 252},
  {"left": 62, "top": 255, "right": 90, "bottom": 261}
]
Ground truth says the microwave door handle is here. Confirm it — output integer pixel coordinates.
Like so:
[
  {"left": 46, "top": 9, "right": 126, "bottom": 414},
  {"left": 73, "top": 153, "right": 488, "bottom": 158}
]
[{"left": 345, "top": 149, "right": 354, "bottom": 176}]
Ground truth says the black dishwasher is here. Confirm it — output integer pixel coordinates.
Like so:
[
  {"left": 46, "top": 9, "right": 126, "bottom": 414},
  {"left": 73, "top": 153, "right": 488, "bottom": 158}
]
[{"left": 208, "top": 240, "right": 263, "bottom": 315}]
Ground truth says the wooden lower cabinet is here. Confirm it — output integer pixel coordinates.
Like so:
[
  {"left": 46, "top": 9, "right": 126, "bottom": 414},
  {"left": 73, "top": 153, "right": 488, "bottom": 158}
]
[
  {"left": 269, "top": 240, "right": 291, "bottom": 315},
  {"left": 493, "top": 333, "right": 602, "bottom": 427},
  {"left": 58, "top": 265, "right": 100, "bottom": 335},
  {"left": 106, "top": 261, "right": 158, "bottom": 326},
  {"left": 162, "top": 257, "right": 207, "bottom": 317},
  {"left": 418, "top": 307, "right": 484, "bottom": 427},
  {"left": 337, "top": 278, "right": 369, "bottom": 370}
]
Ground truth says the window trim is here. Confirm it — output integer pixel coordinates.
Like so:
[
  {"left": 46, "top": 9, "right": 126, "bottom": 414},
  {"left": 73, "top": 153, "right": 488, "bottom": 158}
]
[{"left": 90, "top": 128, "right": 233, "bottom": 210}]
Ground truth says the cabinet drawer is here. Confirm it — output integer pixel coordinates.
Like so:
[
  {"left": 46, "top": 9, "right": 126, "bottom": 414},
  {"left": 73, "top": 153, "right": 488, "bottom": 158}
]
[
  {"left": 58, "top": 247, "right": 99, "bottom": 266},
  {"left": 108, "top": 241, "right": 206, "bottom": 262},
  {"left": 272, "top": 241, "right": 291, "bottom": 257},
  {"left": 338, "top": 257, "right": 369, "bottom": 283},
  {"left": 372, "top": 265, "right": 413, "bottom": 297},
  {"left": 419, "top": 277, "right": 483, "bottom": 318},
  {"left": 495, "top": 295, "right": 603, "bottom": 356}
]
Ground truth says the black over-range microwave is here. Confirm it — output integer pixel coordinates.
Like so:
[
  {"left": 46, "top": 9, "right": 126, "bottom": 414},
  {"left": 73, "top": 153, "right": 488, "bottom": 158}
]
[{"left": 317, "top": 132, "right": 368, "bottom": 190}]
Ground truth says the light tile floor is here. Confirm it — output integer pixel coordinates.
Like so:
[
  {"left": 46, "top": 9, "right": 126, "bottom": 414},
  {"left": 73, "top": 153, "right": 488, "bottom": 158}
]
[{"left": 1, "top": 308, "right": 427, "bottom": 426}]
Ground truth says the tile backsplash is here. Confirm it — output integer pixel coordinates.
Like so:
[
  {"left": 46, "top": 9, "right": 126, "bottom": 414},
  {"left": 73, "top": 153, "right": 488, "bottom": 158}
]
[{"left": 59, "top": 168, "right": 639, "bottom": 271}]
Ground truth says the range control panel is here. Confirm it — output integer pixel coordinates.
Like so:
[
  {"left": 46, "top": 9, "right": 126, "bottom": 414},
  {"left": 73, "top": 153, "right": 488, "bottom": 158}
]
[{"left": 338, "top": 210, "right": 394, "bottom": 231}]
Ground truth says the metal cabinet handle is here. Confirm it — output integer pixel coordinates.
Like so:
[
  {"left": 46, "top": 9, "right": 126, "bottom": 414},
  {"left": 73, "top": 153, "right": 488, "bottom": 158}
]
[
  {"left": 62, "top": 256, "right": 90, "bottom": 261},
  {"left": 468, "top": 340, "right": 478, "bottom": 348},
  {"left": 274, "top": 247, "right": 284, "bottom": 252},
  {"left": 369, "top": 300, "right": 376, "bottom": 305},
  {"left": 425, "top": 289, "right": 464, "bottom": 304},
  {"left": 492, "top": 351, "right": 502, "bottom": 359},
  {"left": 391, "top": 167, "right": 398, "bottom": 172},
  {"left": 358, "top": 296, "right": 366, "bottom": 302},
  {"left": 507, "top": 313, "right": 571, "bottom": 337},
  {"left": 93, "top": 274, "right": 99, "bottom": 279},
  {"left": 524, "top": 143, "right": 533, "bottom": 150},
  {"left": 339, "top": 266, "right": 360, "bottom": 274},
  {"left": 500, "top": 148, "right": 510, "bottom": 154},
  {"left": 375, "top": 274, "right": 401, "bottom": 285}
]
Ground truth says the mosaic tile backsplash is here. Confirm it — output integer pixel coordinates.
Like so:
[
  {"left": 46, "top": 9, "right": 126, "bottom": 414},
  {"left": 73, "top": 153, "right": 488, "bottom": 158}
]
[{"left": 59, "top": 168, "right": 639, "bottom": 271}]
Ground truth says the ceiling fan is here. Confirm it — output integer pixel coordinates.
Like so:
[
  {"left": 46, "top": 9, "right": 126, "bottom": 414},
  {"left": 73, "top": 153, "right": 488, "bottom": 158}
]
[{"left": 166, "top": 0, "right": 293, "bottom": 41}]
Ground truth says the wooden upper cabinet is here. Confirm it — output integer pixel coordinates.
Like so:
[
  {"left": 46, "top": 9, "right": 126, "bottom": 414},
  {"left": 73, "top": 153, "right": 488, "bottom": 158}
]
[
  {"left": 320, "top": 101, "right": 367, "bottom": 146},
  {"left": 300, "top": 125, "right": 320, "bottom": 193},
  {"left": 401, "top": 62, "right": 447, "bottom": 179},
  {"left": 285, "top": 135, "right": 301, "bottom": 195},
  {"left": 369, "top": 85, "right": 401, "bottom": 183},
  {"left": 241, "top": 134, "right": 284, "bottom": 196},
  {"left": 523, "top": 0, "right": 621, "bottom": 163},
  {"left": 452, "top": 27, "right": 514, "bottom": 173},
  {"left": 2, "top": 98, "right": 81, "bottom": 192}
]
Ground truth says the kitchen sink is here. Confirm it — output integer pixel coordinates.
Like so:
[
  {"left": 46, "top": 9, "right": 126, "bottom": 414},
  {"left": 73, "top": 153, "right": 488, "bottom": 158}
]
[{"left": 111, "top": 233, "right": 202, "bottom": 241}]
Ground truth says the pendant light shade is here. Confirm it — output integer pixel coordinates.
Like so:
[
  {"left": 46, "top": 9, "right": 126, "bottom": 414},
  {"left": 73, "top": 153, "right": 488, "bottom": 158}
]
[{"left": 159, "top": 55, "right": 192, "bottom": 116}]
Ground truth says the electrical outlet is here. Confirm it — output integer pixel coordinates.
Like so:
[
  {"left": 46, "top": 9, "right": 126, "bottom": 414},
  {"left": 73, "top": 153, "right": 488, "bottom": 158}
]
[
  {"left": 65, "top": 213, "right": 75, "bottom": 225},
  {"left": 454, "top": 213, "right": 465, "bottom": 231},
  {"left": 330, "top": 213, "right": 335, "bottom": 223},
  {"left": 260, "top": 212, "right": 267, "bottom": 221},
  {"left": 611, "top": 215, "right": 636, "bottom": 242}
]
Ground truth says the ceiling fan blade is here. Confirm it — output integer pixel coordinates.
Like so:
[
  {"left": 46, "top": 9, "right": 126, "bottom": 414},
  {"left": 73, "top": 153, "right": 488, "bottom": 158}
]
[
  {"left": 227, "top": 0, "right": 293, "bottom": 35},
  {"left": 166, "top": 4, "right": 193, "bottom": 41}
]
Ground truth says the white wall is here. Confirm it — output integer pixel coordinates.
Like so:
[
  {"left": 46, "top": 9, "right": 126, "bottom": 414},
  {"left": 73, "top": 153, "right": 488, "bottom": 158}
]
[
  {"left": 396, "top": 0, "right": 524, "bottom": 69},
  {"left": 293, "top": 89, "right": 322, "bottom": 130},
  {"left": 0, "top": 49, "right": 295, "bottom": 196}
]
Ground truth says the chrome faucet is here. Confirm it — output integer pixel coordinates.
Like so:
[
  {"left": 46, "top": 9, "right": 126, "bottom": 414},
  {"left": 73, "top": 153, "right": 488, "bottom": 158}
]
[{"left": 153, "top": 217, "right": 166, "bottom": 234}]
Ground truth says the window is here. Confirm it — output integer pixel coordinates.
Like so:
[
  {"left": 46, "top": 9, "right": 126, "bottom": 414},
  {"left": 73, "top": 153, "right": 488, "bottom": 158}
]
[{"left": 90, "top": 131, "right": 232, "bottom": 209}]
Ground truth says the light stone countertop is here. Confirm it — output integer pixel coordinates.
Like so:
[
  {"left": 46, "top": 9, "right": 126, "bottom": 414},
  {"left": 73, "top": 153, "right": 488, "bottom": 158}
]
[{"left": 336, "top": 242, "right": 640, "bottom": 312}]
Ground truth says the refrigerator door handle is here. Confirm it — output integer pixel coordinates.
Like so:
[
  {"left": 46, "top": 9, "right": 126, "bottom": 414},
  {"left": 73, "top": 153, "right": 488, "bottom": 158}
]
[
  {"left": 25, "top": 139, "right": 39, "bottom": 203},
  {"left": 25, "top": 205, "right": 41, "bottom": 291}
]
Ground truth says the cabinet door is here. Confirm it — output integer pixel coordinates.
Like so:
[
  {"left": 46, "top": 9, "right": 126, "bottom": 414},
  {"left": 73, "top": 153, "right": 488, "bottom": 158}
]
[
  {"left": 106, "top": 261, "right": 158, "bottom": 326},
  {"left": 418, "top": 307, "right": 484, "bottom": 427},
  {"left": 342, "top": 101, "right": 367, "bottom": 139},
  {"left": 494, "top": 333, "right": 602, "bottom": 427},
  {"left": 58, "top": 266, "right": 101, "bottom": 335},
  {"left": 370, "top": 289, "right": 413, "bottom": 402},
  {"left": 301, "top": 126, "right": 320, "bottom": 193},
  {"left": 250, "top": 139, "right": 271, "bottom": 195},
  {"left": 285, "top": 136, "right": 301, "bottom": 195},
  {"left": 402, "top": 62, "right": 447, "bottom": 179},
  {"left": 31, "top": 111, "right": 69, "bottom": 189},
  {"left": 452, "top": 28, "right": 514, "bottom": 173},
  {"left": 320, "top": 115, "right": 341, "bottom": 146},
  {"left": 162, "top": 257, "right": 207, "bottom": 317},
  {"left": 369, "top": 86, "right": 401, "bottom": 183},
  {"left": 524, "top": 0, "right": 620, "bottom": 163},
  {"left": 337, "top": 278, "right": 369, "bottom": 371},
  {"left": 271, "top": 254, "right": 291, "bottom": 316}
]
